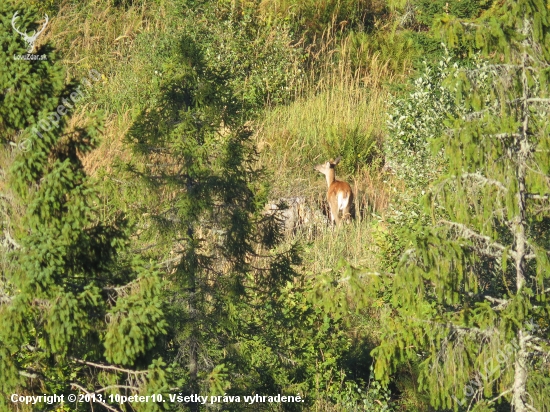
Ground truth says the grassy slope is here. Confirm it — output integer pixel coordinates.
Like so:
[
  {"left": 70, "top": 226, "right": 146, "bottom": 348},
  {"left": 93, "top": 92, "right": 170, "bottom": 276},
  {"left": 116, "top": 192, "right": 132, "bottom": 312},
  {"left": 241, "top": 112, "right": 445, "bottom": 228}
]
[
  {"left": 32, "top": 0, "right": 427, "bottom": 409},
  {"left": 39, "top": 0, "right": 404, "bottom": 267}
]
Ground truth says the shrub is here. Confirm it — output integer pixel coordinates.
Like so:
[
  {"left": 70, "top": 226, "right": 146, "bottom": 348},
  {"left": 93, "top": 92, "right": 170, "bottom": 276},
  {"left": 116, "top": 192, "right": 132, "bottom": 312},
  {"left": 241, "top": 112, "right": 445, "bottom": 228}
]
[{"left": 384, "top": 52, "right": 457, "bottom": 189}]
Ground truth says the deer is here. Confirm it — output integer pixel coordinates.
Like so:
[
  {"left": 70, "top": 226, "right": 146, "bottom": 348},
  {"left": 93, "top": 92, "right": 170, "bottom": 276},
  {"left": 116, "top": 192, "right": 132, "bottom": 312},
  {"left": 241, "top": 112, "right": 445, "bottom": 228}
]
[
  {"left": 314, "top": 157, "right": 353, "bottom": 226},
  {"left": 11, "top": 12, "right": 49, "bottom": 54}
]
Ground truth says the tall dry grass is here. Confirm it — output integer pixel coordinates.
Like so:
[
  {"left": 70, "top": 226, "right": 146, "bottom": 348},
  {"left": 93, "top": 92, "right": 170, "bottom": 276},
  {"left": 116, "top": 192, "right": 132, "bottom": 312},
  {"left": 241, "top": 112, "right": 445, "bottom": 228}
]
[
  {"left": 38, "top": 0, "right": 179, "bottom": 174},
  {"left": 255, "top": 30, "right": 394, "bottom": 216},
  {"left": 41, "top": 0, "right": 398, "bottom": 275},
  {"left": 43, "top": 0, "right": 170, "bottom": 79},
  {"left": 252, "top": 27, "right": 401, "bottom": 283}
]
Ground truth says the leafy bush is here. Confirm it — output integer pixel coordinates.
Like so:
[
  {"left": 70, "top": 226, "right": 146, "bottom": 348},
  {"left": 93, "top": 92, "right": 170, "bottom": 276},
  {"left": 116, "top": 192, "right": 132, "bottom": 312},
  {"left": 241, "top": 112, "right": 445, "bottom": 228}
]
[
  {"left": 257, "top": 0, "right": 383, "bottom": 43},
  {"left": 330, "top": 367, "right": 395, "bottom": 411},
  {"left": 181, "top": 1, "right": 305, "bottom": 115},
  {"left": 378, "top": 52, "right": 461, "bottom": 272},
  {"left": 385, "top": 52, "right": 457, "bottom": 189},
  {"left": 413, "top": 0, "right": 492, "bottom": 27}
]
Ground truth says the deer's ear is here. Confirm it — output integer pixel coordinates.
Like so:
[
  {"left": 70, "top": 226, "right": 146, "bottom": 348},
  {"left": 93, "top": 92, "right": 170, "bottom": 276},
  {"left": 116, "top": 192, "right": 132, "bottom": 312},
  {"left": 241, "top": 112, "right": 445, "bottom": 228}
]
[{"left": 333, "top": 157, "right": 341, "bottom": 165}]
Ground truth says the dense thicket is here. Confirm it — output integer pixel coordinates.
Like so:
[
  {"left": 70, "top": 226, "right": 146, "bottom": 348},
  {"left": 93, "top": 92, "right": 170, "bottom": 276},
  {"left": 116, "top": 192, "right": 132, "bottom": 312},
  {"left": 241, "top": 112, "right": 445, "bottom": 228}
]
[
  {"left": 1, "top": 3, "right": 169, "bottom": 411},
  {"left": 375, "top": 1, "right": 550, "bottom": 411},
  {"left": 1, "top": 0, "right": 549, "bottom": 411}
]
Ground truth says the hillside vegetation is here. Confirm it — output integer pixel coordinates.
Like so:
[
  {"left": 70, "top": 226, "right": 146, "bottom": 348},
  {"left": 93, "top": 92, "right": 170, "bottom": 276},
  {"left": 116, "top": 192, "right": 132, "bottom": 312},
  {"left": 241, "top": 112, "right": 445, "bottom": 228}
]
[{"left": 1, "top": 0, "right": 550, "bottom": 411}]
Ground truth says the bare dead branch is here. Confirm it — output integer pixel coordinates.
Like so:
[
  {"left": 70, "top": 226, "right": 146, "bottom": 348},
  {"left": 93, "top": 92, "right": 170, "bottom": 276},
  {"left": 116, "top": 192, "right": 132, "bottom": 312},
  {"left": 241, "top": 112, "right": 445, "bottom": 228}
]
[
  {"left": 440, "top": 220, "right": 514, "bottom": 258},
  {"left": 526, "top": 194, "right": 549, "bottom": 200},
  {"left": 461, "top": 173, "right": 508, "bottom": 191},
  {"left": 71, "top": 383, "right": 121, "bottom": 412},
  {"left": 525, "top": 403, "right": 540, "bottom": 412},
  {"left": 486, "top": 133, "right": 522, "bottom": 140},
  {"left": 3, "top": 229, "right": 20, "bottom": 249},
  {"left": 95, "top": 385, "right": 140, "bottom": 394},
  {"left": 451, "top": 324, "right": 497, "bottom": 338},
  {"left": 71, "top": 358, "right": 149, "bottom": 376},
  {"left": 488, "top": 388, "right": 513, "bottom": 404},
  {"left": 410, "top": 317, "right": 497, "bottom": 338},
  {"left": 484, "top": 295, "right": 510, "bottom": 310},
  {"left": 527, "top": 98, "right": 550, "bottom": 104},
  {"left": 19, "top": 370, "right": 39, "bottom": 379},
  {"left": 525, "top": 342, "right": 548, "bottom": 354}
]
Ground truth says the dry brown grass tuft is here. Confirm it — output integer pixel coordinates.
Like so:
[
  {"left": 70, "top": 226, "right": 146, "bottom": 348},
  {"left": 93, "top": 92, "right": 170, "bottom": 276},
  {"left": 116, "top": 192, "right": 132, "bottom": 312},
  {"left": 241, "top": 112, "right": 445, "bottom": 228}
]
[{"left": 81, "top": 111, "right": 134, "bottom": 176}]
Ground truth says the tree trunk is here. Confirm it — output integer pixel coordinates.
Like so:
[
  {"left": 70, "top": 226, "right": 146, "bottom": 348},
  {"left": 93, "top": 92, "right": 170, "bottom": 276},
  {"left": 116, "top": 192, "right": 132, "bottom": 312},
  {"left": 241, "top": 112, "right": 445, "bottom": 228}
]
[
  {"left": 188, "top": 223, "right": 200, "bottom": 412},
  {"left": 511, "top": 17, "right": 531, "bottom": 411},
  {"left": 189, "top": 332, "right": 199, "bottom": 412},
  {"left": 512, "top": 330, "right": 528, "bottom": 412}
]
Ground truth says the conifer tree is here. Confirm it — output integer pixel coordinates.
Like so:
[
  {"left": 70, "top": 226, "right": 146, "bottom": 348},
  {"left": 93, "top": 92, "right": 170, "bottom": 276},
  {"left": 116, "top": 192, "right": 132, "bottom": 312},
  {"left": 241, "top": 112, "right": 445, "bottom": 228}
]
[
  {"left": 126, "top": 36, "right": 303, "bottom": 411},
  {"left": 373, "top": 1, "right": 550, "bottom": 411},
  {"left": 0, "top": 3, "right": 63, "bottom": 143},
  {"left": 1, "top": 4, "right": 169, "bottom": 410}
]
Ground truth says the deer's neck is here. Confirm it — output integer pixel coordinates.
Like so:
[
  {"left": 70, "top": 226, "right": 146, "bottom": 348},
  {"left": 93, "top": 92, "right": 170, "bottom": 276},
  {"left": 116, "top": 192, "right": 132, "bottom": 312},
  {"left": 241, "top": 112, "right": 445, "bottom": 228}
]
[{"left": 325, "top": 169, "right": 336, "bottom": 188}]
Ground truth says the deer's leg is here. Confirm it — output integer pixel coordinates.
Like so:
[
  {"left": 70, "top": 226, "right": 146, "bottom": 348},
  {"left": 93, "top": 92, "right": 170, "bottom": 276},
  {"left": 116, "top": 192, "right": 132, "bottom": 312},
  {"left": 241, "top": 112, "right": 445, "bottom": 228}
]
[
  {"left": 330, "top": 201, "right": 341, "bottom": 227},
  {"left": 342, "top": 204, "right": 351, "bottom": 223}
]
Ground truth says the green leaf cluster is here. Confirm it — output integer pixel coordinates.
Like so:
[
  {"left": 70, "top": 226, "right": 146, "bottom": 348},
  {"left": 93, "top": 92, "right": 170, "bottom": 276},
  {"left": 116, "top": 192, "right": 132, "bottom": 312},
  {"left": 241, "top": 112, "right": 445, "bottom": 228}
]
[{"left": 373, "top": 1, "right": 550, "bottom": 410}]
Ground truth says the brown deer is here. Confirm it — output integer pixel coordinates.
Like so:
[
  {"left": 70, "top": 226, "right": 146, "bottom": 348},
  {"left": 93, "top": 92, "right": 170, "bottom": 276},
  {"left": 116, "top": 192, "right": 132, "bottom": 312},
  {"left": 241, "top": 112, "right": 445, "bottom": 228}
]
[{"left": 314, "top": 157, "right": 353, "bottom": 226}]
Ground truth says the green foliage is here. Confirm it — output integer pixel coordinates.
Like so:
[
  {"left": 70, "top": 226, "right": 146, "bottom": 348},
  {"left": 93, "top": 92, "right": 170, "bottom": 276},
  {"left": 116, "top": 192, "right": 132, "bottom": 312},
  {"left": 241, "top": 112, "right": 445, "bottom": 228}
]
[
  {"left": 11, "top": 0, "right": 543, "bottom": 410},
  {"left": 373, "top": 1, "right": 550, "bottom": 410},
  {"left": 257, "top": 0, "right": 380, "bottom": 43},
  {"left": 387, "top": 0, "right": 492, "bottom": 66},
  {"left": 124, "top": 16, "right": 395, "bottom": 407},
  {"left": 125, "top": 25, "right": 316, "bottom": 407},
  {"left": 303, "top": 259, "right": 397, "bottom": 410},
  {"left": 379, "top": 52, "right": 461, "bottom": 274},
  {"left": 0, "top": 3, "right": 170, "bottom": 408},
  {"left": 414, "top": 0, "right": 492, "bottom": 27},
  {"left": 385, "top": 51, "right": 457, "bottom": 189},
  {"left": 0, "top": 3, "right": 63, "bottom": 143},
  {"left": 329, "top": 368, "right": 394, "bottom": 411},
  {"left": 178, "top": 1, "right": 305, "bottom": 115}
]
